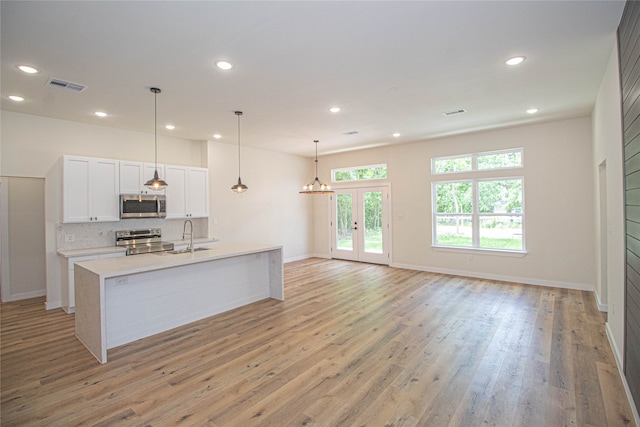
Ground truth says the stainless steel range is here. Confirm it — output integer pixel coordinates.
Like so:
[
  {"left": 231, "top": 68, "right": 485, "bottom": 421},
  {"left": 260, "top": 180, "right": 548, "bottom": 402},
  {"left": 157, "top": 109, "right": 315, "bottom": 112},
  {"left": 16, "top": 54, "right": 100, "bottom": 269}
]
[{"left": 116, "top": 228, "right": 174, "bottom": 255}]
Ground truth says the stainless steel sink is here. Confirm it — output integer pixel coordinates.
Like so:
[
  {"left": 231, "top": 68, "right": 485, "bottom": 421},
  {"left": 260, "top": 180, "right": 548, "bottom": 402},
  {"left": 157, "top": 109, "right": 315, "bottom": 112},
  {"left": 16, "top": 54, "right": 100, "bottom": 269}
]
[{"left": 154, "top": 247, "right": 211, "bottom": 255}]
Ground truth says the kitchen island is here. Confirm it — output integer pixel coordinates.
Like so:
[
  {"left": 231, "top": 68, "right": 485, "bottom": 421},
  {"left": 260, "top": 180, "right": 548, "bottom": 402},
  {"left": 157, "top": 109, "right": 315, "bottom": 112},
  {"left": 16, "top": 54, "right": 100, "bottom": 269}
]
[{"left": 74, "top": 242, "right": 283, "bottom": 363}]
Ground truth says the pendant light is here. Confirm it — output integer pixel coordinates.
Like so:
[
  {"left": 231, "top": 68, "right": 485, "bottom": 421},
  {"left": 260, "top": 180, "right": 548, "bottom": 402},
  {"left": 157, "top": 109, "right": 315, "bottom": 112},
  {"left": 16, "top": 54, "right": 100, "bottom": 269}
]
[
  {"left": 300, "top": 140, "right": 334, "bottom": 194},
  {"left": 144, "top": 87, "right": 168, "bottom": 190},
  {"left": 231, "top": 110, "right": 248, "bottom": 193}
]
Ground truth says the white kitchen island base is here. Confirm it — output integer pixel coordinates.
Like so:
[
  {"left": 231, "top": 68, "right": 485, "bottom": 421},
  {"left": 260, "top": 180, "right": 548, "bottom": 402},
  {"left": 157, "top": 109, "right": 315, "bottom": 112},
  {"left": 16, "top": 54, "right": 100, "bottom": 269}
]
[{"left": 75, "top": 243, "right": 283, "bottom": 363}]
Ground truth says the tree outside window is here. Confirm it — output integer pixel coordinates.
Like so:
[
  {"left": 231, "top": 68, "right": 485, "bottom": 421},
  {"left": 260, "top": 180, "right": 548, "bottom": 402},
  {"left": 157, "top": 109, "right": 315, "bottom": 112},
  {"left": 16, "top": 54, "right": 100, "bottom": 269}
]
[{"left": 433, "top": 178, "right": 524, "bottom": 251}]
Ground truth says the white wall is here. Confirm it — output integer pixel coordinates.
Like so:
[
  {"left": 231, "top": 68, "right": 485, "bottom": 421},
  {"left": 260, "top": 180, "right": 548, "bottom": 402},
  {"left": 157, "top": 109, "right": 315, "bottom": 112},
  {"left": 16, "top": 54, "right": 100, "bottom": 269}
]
[
  {"left": 0, "top": 177, "right": 47, "bottom": 301},
  {"left": 207, "top": 140, "right": 313, "bottom": 262},
  {"left": 315, "top": 117, "right": 597, "bottom": 290},
  {"left": 1, "top": 111, "right": 206, "bottom": 177},
  {"left": 592, "top": 43, "right": 625, "bottom": 368}
]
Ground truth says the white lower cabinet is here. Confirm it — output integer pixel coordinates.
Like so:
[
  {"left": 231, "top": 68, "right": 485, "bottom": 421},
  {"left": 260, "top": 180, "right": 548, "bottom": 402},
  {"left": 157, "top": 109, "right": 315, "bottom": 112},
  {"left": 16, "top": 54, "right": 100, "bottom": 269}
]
[{"left": 60, "top": 252, "right": 124, "bottom": 313}]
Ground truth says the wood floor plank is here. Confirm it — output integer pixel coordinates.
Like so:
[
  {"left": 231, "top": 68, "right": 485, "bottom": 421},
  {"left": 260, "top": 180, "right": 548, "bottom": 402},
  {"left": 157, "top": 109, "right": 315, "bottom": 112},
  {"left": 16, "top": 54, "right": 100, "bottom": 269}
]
[{"left": 1, "top": 259, "right": 636, "bottom": 426}]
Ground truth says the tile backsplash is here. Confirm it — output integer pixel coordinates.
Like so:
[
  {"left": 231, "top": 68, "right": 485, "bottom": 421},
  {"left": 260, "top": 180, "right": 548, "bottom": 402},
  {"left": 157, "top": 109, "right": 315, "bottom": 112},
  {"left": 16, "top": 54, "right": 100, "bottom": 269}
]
[{"left": 57, "top": 218, "right": 208, "bottom": 250}]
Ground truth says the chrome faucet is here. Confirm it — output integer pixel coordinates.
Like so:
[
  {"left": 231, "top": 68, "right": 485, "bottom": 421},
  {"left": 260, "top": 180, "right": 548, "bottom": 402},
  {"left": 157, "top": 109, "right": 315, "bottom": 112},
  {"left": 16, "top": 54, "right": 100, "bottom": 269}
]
[{"left": 182, "top": 219, "right": 194, "bottom": 253}]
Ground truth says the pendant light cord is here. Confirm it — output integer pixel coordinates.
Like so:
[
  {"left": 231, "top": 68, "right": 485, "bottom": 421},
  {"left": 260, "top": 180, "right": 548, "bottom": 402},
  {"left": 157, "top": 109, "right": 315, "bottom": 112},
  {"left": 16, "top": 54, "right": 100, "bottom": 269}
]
[
  {"left": 235, "top": 111, "right": 243, "bottom": 177},
  {"left": 237, "top": 112, "right": 241, "bottom": 176},
  {"left": 154, "top": 90, "right": 158, "bottom": 169},
  {"left": 314, "top": 140, "right": 319, "bottom": 180}
]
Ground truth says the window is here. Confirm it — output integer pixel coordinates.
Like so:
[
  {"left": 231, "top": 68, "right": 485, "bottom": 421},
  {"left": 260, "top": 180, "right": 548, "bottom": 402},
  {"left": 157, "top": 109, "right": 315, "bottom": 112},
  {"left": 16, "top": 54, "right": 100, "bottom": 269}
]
[
  {"left": 432, "top": 148, "right": 522, "bottom": 175},
  {"left": 332, "top": 164, "right": 387, "bottom": 182},
  {"left": 433, "top": 177, "right": 524, "bottom": 252},
  {"left": 432, "top": 177, "right": 524, "bottom": 251}
]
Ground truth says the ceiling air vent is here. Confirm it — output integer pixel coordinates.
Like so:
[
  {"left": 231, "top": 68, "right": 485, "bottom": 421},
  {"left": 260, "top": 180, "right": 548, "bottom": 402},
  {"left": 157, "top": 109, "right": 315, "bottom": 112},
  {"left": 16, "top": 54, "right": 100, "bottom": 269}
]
[
  {"left": 46, "top": 78, "right": 87, "bottom": 93},
  {"left": 341, "top": 130, "right": 359, "bottom": 135},
  {"left": 442, "top": 109, "right": 467, "bottom": 117}
]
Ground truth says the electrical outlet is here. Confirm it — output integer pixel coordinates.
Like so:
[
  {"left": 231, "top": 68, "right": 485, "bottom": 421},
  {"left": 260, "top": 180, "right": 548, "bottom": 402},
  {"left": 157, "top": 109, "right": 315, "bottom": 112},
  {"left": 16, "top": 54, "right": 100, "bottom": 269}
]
[
  {"left": 213, "top": 218, "right": 218, "bottom": 225},
  {"left": 64, "top": 234, "right": 75, "bottom": 242}
]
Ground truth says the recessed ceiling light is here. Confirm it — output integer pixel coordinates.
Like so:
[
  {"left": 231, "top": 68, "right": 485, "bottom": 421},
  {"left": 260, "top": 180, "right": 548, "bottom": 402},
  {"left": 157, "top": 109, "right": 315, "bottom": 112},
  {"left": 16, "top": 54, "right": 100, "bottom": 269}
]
[
  {"left": 329, "top": 107, "right": 341, "bottom": 113},
  {"left": 216, "top": 61, "right": 233, "bottom": 70},
  {"left": 526, "top": 108, "right": 539, "bottom": 114},
  {"left": 94, "top": 111, "right": 108, "bottom": 117},
  {"left": 8, "top": 95, "right": 24, "bottom": 102},
  {"left": 17, "top": 65, "right": 38, "bottom": 74},
  {"left": 393, "top": 132, "right": 401, "bottom": 138},
  {"left": 505, "top": 56, "right": 526, "bottom": 66},
  {"left": 213, "top": 134, "right": 222, "bottom": 139},
  {"left": 165, "top": 124, "right": 175, "bottom": 130}
]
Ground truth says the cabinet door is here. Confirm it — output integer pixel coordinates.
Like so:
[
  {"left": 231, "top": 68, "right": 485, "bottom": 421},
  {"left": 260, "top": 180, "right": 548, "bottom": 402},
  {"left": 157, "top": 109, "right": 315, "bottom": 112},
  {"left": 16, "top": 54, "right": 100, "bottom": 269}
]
[
  {"left": 187, "top": 168, "right": 209, "bottom": 218},
  {"left": 119, "top": 161, "right": 144, "bottom": 194},
  {"left": 63, "top": 156, "right": 119, "bottom": 223},
  {"left": 92, "top": 159, "right": 120, "bottom": 222},
  {"left": 63, "top": 156, "right": 91, "bottom": 222},
  {"left": 165, "top": 166, "right": 188, "bottom": 218},
  {"left": 120, "top": 162, "right": 166, "bottom": 195}
]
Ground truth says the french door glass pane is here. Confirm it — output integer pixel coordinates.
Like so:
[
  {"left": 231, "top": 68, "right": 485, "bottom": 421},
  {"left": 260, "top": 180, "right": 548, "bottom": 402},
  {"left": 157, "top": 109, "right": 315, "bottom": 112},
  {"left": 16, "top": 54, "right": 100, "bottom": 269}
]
[
  {"left": 435, "top": 215, "right": 472, "bottom": 247},
  {"left": 479, "top": 216, "right": 523, "bottom": 250},
  {"left": 363, "top": 191, "right": 383, "bottom": 254},
  {"left": 336, "top": 193, "right": 353, "bottom": 251}
]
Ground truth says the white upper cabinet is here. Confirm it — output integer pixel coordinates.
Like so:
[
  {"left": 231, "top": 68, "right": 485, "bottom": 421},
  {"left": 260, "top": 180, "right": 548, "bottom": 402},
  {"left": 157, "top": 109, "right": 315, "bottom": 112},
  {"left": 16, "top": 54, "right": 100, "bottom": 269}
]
[
  {"left": 62, "top": 155, "right": 120, "bottom": 223},
  {"left": 120, "top": 161, "right": 166, "bottom": 194},
  {"left": 165, "top": 165, "right": 209, "bottom": 218}
]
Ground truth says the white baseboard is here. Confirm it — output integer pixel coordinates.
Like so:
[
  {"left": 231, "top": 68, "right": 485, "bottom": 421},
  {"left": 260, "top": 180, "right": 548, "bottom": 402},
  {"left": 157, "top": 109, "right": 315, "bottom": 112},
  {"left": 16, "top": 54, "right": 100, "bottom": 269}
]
[
  {"left": 606, "top": 323, "right": 640, "bottom": 426},
  {"left": 284, "top": 253, "right": 330, "bottom": 263},
  {"left": 284, "top": 254, "right": 312, "bottom": 263},
  {"left": 390, "top": 262, "right": 593, "bottom": 292},
  {"left": 45, "top": 299, "right": 62, "bottom": 310},
  {"left": 594, "top": 290, "right": 608, "bottom": 312},
  {"left": 3, "top": 289, "right": 46, "bottom": 302},
  {"left": 606, "top": 323, "right": 624, "bottom": 376}
]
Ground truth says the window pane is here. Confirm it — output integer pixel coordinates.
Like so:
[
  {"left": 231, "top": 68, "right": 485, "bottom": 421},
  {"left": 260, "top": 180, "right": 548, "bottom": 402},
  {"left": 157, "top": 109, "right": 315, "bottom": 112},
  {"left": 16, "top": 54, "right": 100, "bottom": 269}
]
[
  {"left": 435, "top": 215, "right": 472, "bottom": 247},
  {"left": 477, "top": 150, "right": 522, "bottom": 170},
  {"left": 336, "top": 193, "right": 353, "bottom": 250},
  {"left": 333, "top": 165, "right": 387, "bottom": 182},
  {"left": 363, "top": 191, "right": 383, "bottom": 254},
  {"left": 479, "top": 216, "right": 523, "bottom": 250},
  {"left": 478, "top": 179, "right": 522, "bottom": 214},
  {"left": 435, "top": 182, "right": 472, "bottom": 213},
  {"left": 433, "top": 157, "right": 472, "bottom": 174}
]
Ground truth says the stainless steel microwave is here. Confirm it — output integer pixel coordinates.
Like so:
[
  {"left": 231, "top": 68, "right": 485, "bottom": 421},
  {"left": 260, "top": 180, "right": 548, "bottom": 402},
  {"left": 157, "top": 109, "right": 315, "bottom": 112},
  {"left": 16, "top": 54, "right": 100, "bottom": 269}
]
[{"left": 120, "top": 194, "right": 167, "bottom": 219}]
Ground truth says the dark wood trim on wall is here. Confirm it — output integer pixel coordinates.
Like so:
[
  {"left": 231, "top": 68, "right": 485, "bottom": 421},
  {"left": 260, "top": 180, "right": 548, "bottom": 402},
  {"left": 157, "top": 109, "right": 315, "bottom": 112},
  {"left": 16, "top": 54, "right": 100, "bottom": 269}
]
[{"left": 620, "top": 0, "right": 640, "bottom": 416}]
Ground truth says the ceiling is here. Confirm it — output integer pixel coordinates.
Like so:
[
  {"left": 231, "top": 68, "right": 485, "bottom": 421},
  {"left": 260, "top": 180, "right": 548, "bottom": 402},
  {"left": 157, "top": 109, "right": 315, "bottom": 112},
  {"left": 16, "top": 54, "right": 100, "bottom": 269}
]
[{"left": 0, "top": 1, "right": 625, "bottom": 157}]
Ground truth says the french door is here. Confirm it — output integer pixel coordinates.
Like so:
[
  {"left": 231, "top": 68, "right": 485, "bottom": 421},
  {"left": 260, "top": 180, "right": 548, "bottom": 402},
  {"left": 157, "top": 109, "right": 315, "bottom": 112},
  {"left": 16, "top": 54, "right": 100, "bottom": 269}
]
[{"left": 331, "top": 186, "right": 389, "bottom": 265}]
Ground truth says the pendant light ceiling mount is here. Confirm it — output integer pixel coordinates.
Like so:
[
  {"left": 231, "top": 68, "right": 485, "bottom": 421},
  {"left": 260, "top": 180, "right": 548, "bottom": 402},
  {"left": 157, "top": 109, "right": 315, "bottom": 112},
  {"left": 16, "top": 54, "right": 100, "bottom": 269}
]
[
  {"left": 231, "top": 110, "right": 248, "bottom": 193},
  {"left": 300, "top": 140, "right": 334, "bottom": 195},
  {"left": 144, "top": 87, "right": 168, "bottom": 190}
]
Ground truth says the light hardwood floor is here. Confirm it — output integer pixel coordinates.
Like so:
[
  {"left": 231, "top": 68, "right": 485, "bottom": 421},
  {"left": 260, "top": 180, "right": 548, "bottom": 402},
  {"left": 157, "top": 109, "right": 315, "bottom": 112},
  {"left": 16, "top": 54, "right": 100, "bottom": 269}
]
[{"left": 1, "top": 258, "right": 636, "bottom": 426}]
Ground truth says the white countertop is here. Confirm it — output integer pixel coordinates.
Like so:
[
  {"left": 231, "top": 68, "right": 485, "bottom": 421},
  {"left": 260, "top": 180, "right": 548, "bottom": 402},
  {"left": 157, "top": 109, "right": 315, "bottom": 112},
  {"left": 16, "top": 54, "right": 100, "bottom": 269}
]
[
  {"left": 74, "top": 242, "right": 282, "bottom": 279},
  {"left": 57, "top": 237, "right": 218, "bottom": 258}
]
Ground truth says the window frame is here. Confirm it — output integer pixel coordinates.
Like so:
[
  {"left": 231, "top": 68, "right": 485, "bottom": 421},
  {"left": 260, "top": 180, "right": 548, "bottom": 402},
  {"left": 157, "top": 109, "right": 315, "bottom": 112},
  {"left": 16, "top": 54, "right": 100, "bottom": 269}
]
[
  {"left": 431, "top": 148, "right": 523, "bottom": 175},
  {"left": 432, "top": 176, "right": 525, "bottom": 254}
]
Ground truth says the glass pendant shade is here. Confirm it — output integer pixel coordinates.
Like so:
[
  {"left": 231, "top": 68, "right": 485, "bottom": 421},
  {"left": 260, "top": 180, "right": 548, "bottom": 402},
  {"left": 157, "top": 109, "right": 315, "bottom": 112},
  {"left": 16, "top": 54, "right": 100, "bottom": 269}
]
[
  {"left": 300, "top": 140, "right": 334, "bottom": 194},
  {"left": 231, "top": 111, "right": 248, "bottom": 193},
  {"left": 145, "top": 87, "right": 168, "bottom": 190}
]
